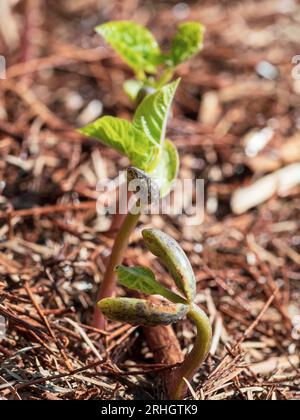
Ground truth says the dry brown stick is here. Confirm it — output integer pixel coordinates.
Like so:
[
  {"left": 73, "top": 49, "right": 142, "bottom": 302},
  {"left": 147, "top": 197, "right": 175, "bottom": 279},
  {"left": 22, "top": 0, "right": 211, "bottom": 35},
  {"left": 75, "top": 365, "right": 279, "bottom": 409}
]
[
  {"left": 0, "top": 344, "right": 12, "bottom": 357},
  {"left": 233, "top": 289, "right": 278, "bottom": 350},
  {"left": 203, "top": 265, "right": 250, "bottom": 312},
  {"left": 203, "top": 291, "right": 279, "bottom": 398},
  {"left": 22, "top": 328, "right": 56, "bottom": 354},
  {"left": 260, "top": 263, "right": 292, "bottom": 330},
  {"left": 220, "top": 305, "right": 272, "bottom": 337},
  {"left": 23, "top": 281, "right": 55, "bottom": 340},
  {"left": 106, "top": 324, "right": 134, "bottom": 343},
  {"left": 15, "top": 359, "right": 179, "bottom": 392},
  {"left": 0, "top": 201, "right": 96, "bottom": 220},
  {"left": 4, "top": 80, "right": 65, "bottom": 129},
  {"left": 0, "top": 252, "right": 22, "bottom": 273},
  {"left": 6, "top": 46, "right": 110, "bottom": 79},
  {"left": 7, "top": 205, "right": 14, "bottom": 240},
  {"left": 15, "top": 360, "right": 105, "bottom": 391},
  {"left": 106, "top": 326, "right": 137, "bottom": 353},
  {"left": 23, "top": 280, "right": 73, "bottom": 371},
  {"left": 97, "top": 364, "right": 181, "bottom": 377},
  {"left": 0, "top": 376, "right": 22, "bottom": 400},
  {"left": 250, "top": 265, "right": 291, "bottom": 331},
  {"left": 7, "top": 300, "right": 108, "bottom": 342},
  {"left": 0, "top": 305, "right": 49, "bottom": 338},
  {"left": 7, "top": 302, "right": 81, "bottom": 341}
]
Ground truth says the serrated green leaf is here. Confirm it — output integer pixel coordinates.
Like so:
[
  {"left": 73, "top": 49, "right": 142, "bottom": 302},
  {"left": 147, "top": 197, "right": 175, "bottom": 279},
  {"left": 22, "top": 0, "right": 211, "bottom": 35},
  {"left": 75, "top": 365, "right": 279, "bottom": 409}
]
[
  {"left": 133, "top": 80, "right": 180, "bottom": 146},
  {"left": 96, "top": 21, "right": 162, "bottom": 77},
  {"left": 142, "top": 229, "right": 196, "bottom": 302},
  {"left": 117, "top": 265, "right": 187, "bottom": 304},
  {"left": 98, "top": 297, "right": 188, "bottom": 326},
  {"left": 168, "top": 22, "right": 205, "bottom": 67},
  {"left": 123, "top": 79, "right": 144, "bottom": 101},
  {"left": 150, "top": 139, "right": 179, "bottom": 197},
  {"left": 79, "top": 116, "right": 160, "bottom": 171}
]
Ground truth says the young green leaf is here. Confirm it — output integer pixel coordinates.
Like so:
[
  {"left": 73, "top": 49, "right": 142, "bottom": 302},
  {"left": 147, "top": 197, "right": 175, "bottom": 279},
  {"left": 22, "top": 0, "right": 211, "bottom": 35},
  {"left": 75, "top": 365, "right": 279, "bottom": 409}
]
[
  {"left": 168, "top": 22, "right": 205, "bottom": 67},
  {"left": 95, "top": 21, "right": 162, "bottom": 77},
  {"left": 133, "top": 79, "right": 180, "bottom": 146},
  {"left": 79, "top": 116, "right": 160, "bottom": 171},
  {"left": 150, "top": 139, "right": 179, "bottom": 197},
  {"left": 98, "top": 297, "right": 188, "bottom": 326},
  {"left": 142, "top": 229, "right": 196, "bottom": 302},
  {"left": 116, "top": 265, "right": 187, "bottom": 304}
]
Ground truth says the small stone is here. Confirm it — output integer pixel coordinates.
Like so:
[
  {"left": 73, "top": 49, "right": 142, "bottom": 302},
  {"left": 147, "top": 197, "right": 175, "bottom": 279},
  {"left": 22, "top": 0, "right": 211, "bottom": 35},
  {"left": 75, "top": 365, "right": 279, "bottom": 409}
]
[
  {"left": 256, "top": 60, "right": 279, "bottom": 80},
  {"left": 77, "top": 100, "right": 103, "bottom": 126},
  {"left": 194, "top": 243, "right": 203, "bottom": 253},
  {"left": 172, "top": 2, "right": 190, "bottom": 19},
  {"left": 65, "top": 92, "right": 84, "bottom": 111},
  {"left": 244, "top": 127, "right": 274, "bottom": 157}
]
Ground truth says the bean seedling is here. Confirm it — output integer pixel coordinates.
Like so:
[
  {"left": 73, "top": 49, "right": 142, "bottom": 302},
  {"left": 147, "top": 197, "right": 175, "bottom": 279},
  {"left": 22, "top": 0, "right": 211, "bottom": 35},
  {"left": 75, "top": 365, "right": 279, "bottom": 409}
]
[
  {"left": 80, "top": 81, "right": 180, "bottom": 328},
  {"left": 79, "top": 20, "right": 205, "bottom": 329},
  {"left": 95, "top": 20, "right": 205, "bottom": 100},
  {"left": 98, "top": 227, "right": 212, "bottom": 400}
]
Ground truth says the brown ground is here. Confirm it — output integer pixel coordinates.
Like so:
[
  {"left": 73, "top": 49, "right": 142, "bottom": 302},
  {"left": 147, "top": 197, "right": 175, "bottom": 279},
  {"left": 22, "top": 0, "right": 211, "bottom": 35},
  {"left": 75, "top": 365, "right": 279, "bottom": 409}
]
[{"left": 0, "top": 0, "right": 299, "bottom": 400}]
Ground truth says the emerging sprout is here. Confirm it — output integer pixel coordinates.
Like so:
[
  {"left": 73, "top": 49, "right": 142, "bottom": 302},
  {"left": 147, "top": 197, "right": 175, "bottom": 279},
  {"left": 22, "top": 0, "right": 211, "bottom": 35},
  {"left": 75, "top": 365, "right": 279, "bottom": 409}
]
[
  {"left": 81, "top": 80, "right": 180, "bottom": 330},
  {"left": 79, "top": 21, "right": 205, "bottom": 327},
  {"left": 98, "top": 229, "right": 212, "bottom": 400}
]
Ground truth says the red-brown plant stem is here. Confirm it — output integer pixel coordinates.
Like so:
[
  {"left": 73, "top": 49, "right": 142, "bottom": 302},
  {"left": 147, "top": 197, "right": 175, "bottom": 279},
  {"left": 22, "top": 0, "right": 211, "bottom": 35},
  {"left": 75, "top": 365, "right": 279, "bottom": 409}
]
[
  {"left": 109, "top": 212, "right": 127, "bottom": 235},
  {"left": 92, "top": 211, "right": 140, "bottom": 329},
  {"left": 21, "top": 0, "right": 41, "bottom": 70},
  {"left": 106, "top": 190, "right": 132, "bottom": 237}
]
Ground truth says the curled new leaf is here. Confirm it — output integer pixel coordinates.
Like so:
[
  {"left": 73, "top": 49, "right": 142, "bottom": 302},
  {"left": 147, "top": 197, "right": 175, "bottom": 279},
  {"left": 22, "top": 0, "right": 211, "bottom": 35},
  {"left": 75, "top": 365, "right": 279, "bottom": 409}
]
[
  {"left": 95, "top": 21, "right": 162, "bottom": 78},
  {"left": 98, "top": 297, "right": 188, "bottom": 326},
  {"left": 150, "top": 138, "right": 179, "bottom": 197},
  {"left": 123, "top": 79, "right": 144, "bottom": 101},
  {"left": 79, "top": 116, "right": 160, "bottom": 172},
  {"left": 133, "top": 79, "right": 180, "bottom": 146},
  {"left": 116, "top": 265, "right": 187, "bottom": 304},
  {"left": 123, "top": 81, "right": 156, "bottom": 103},
  {"left": 142, "top": 229, "right": 196, "bottom": 302},
  {"left": 168, "top": 22, "right": 205, "bottom": 67}
]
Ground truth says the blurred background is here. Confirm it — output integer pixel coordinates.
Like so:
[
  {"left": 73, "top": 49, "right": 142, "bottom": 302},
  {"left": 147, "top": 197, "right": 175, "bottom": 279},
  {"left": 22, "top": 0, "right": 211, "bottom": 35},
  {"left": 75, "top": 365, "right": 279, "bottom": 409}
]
[{"left": 0, "top": 0, "right": 300, "bottom": 400}]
